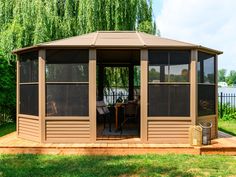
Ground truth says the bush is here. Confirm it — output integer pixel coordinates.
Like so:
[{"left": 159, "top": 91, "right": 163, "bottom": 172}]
[{"left": 0, "top": 50, "right": 16, "bottom": 125}]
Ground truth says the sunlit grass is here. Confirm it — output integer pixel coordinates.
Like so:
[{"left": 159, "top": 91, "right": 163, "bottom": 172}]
[{"left": 0, "top": 154, "right": 235, "bottom": 177}]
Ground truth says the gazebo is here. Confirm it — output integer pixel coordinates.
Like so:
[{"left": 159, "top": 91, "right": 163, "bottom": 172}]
[{"left": 13, "top": 31, "right": 222, "bottom": 144}]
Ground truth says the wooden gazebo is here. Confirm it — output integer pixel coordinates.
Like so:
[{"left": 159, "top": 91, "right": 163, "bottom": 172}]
[{"left": 13, "top": 31, "right": 222, "bottom": 144}]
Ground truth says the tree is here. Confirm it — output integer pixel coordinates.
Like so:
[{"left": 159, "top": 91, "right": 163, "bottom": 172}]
[
  {"left": 218, "top": 69, "right": 227, "bottom": 82},
  {"left": 226, "top": 70, "right": 236, "bottom": 86},
  {"left": 0, "top": 0, "right": 158, "bottom": 121}
]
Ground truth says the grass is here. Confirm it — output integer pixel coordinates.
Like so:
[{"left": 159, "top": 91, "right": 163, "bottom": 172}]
[
  {"left": 0, "top": 122, "right": 16, "bottom": 137},
  {"left": 218, "top": 119, "right": 236, "bottom": 136},
  {"left": 0, "top": 154, "right": 235, "bottom": 177}
]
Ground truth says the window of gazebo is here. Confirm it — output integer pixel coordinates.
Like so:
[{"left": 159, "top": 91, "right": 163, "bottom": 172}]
[
  {"left": 45, "top": 49, "right": 89, "bottom": 116},
  {"left": 148, "top": 50, "right": 191, "bottom": 117},
  {"left": 19, "top": 51, "right": 39, "bottom": 116},
  {"left": 197, "top": 51, "right": 216, "bottom": 116}
]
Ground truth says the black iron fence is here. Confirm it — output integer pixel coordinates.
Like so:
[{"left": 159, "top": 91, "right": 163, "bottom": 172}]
[{"left": 218, "top": 92, "right": 236, "bottom": 117}]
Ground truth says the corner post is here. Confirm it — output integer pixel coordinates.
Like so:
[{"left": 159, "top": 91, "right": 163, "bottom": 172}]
[
  {"left": 190, "top": 50, "right": 198, "bottom": 125},
  {"left": 89, "top": 49, "right": 97, "bottom": 142},
  {"left": 16, "top": 56, "right": 20, "bottom": 136},
  {"left": 215, "top": 54, "right": 218, "bottom": 138},
  {"left": 140, "top": 49, "right": 148, "bottom": 143},
  {"left": 39, "top": 49, "right": 46, "bottom": 143}
]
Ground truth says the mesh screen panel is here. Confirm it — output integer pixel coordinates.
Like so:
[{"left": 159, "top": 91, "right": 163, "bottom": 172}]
[
  {"left": 148, "top": 84, "right": 169, "bottom": 116},
  {"left": 46, "top": 49, "right": 89, "bottom": 63},
  {"left": 169, "top": 85, "right": 190, "bottom": 116},
  {"left": 46, "top": 64, "right": 88, "bottom": 82},
  {"left": 20, "top": 51, "right": 38, "bottom": 83},
  {"left": 46, "top": 84, "right": 88, "bottom": 116},
  {"left": 198, "top": 84, "right": 215, "bottom": 116},
  {"left": 148, "top": 84, "right": 190, "bottom": 116},
  {"left": 20, "top": 84, "right": 38, "bottom": 116}
]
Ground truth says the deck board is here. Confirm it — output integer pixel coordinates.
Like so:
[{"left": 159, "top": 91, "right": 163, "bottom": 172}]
[{"left": 0, "top": 131, "right": 235, "bottom": 155}]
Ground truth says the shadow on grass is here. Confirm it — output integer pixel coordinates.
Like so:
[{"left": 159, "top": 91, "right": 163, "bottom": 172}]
[
  {"left": 0, "top": 154, "right": 195, "bottom": 177},
  {"left": 218, "top": 127, "right": 236, "bottom": 136},
  {"left": 0, "top": 122, "right": 16, "bottom": 137}
]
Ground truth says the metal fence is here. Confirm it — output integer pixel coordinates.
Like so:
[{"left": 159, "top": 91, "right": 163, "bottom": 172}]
[{"left": 218, "top": 92, "right": 236, "bottom": 117}]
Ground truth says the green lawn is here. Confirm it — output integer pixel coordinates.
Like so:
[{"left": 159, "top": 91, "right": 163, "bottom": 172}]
[
  {"left": 0, "top": 122, "right": 16, "bottom": 137},
  {"left": 218, "top": 119, "right": 236, "bottom": 136},
  {"left": 0, "top": 154, "right": 235, "bottom": 177}
]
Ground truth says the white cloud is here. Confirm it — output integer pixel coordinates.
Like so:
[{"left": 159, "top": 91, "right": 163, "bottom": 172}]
[{"left": 157, "top": 0, "right": 236, "bottom": 71}]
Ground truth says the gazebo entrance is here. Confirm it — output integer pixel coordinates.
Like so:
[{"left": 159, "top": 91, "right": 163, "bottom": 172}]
[{"left": 96, "top": 50, "right": 140, "bottom": 140}]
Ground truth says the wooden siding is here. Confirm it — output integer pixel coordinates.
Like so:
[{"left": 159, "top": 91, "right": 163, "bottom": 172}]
[
  {"left": 45, "top": 120, "right": 90, "bottom": 142},
  {"left": 18, "top": 117, "right": 40, "bottom": 142},
  {"left": 197, "top": 115, "right": 217, "bottom": 139},
  {"left": 147, "top": 119, "right": 192, "bottom": 143}
]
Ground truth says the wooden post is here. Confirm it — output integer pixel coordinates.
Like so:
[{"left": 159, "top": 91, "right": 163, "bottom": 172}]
[
  {"left": 16, "top": 56, "right": 20, "bottom": 136},
  {"left": 89, "top": 49, "right": 97, "bottom": 142},
  {"left": 128, "top": 65, "right": 134, "bottom": 100},
  {"left": 215, "top": 54, "right": 218, "bottom": 138},
  {"left": 190, "top": 50, "right": 198, "bottom": 125},
  {"left": 39, "top": 49, "right": 46, "bottom": 143},
  {"left": 140, "top": 49, "right": 148, "bottom": 143}
]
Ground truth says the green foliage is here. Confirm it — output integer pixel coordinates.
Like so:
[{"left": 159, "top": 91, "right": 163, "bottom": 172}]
[
  {"left": 0, "top": 0, "right": 157, "bottom": 122},
  {"left": 0, "top": 122, "right": 16, "bottom": 136},
  {"left": 218, "top": 103, "right": 236, "bottom": 120},
  {"left": 218, "top": 69, "right": 226, "bottom": 82},
  {"left": 218, "top": 68, "right": 236, "bottom": 85}
]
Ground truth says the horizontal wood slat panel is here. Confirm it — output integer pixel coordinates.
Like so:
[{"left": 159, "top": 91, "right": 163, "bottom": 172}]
[
  {"left": 148, "top": 121, "right": 191, "bottom": 125},
  {"left": 18, "top": 117, "right": 40, "bottom": 142},
  {"left": 18, "top": 123, "right": 39, "bottom": 130},
  {"left": 46, "top": 134, "right": 90, "bottom": 138},
  {"left": 47, "top": 127, "right": 89, "bottom": 131},
  {"left": 46, "top": 125, "right": 90, "bottom": 128},
  {"left": 149, "top": 125, "right": 190, "bottom": 128},
  {"left": 18, "top": 117, "right": 39, "bottom": 123},
  {"left": 45, "top": 120, "right": 90, "bottom": 142},
  {"left": 148, "top": 132, "right": 189, "bottom": 135},
  {"left": 147, "top": 120, "right": 191, "bottom": 144},
  {"left": 47, "top": 131, "right": 89, "bottom": 135},
  {"left": 46, "top": 121, "right": 89, "bottom": 125}
]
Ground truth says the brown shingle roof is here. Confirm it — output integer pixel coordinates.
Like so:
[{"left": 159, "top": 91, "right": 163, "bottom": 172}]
[{"left": 12, "top": 31, "right": 223, "bottom": 54}]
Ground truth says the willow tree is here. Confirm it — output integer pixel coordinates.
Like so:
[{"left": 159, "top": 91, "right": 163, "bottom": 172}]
[{"left": 0, "top": 0, "right": 157, "bottom": 120}]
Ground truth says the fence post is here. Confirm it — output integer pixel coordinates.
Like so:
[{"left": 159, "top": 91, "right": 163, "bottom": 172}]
[{"left": 220, "top": 92, "right": 223, "bottom": 118}]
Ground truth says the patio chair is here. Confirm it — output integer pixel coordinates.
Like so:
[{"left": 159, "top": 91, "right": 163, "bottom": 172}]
[
  {"left": 120, "top": 101, "right": 139, "bottom": 134},
  {"left": 96, "top": 101, "right": 111, "bottom": 132}
]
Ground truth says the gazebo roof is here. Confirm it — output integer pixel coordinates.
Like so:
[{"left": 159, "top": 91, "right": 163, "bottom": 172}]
[{"left": 13, "top": 31, "right": 223, "bottom": 54}]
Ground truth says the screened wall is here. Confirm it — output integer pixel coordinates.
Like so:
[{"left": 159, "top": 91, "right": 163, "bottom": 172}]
[
  {"left": 19, "top": 51, "right": 39, "bottom": 116},
  {"left": 148, "top": 50, "right": 190, "bottom": 116},
  {"left": 197, "top": 52, "right": 216, "bottom": 116},
  {"left": 46, "top": 49, "right": 89, "bottom": 116}
]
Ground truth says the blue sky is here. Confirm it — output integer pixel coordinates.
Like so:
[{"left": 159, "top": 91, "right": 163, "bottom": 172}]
[{"left": 152, "top": 0, "right": 236, "bottom": 72}]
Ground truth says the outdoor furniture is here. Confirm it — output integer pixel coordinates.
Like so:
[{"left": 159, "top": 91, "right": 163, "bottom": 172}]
[
  {"left": 96, "top": 101, "right": 111, "bottom": 132},
  {"left": 120, "top": 102, "right": 139, "bottom": 134}
]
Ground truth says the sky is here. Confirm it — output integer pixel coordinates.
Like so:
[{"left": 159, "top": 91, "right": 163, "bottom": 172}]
[{"left": 153, "top": 0, "right": 236, "bottom": 72}]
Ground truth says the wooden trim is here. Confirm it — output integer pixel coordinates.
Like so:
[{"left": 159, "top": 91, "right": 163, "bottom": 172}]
[
  {"left": 39, "top": 49, "right": 46, "bottom": 143},
  {"left": 140, "top": 49, "right": 148, "bottom": 143},
  {"left": 89, "top": 49, "right": 96, "bottom": 142},
  {"left": 147, "top": 117, "right": 191, "bottom": 121},
  {"left": 16, "top": 57, "right": 20, "bottom": 135},
  {"left": 190, "top": 50, "right": 198, "bottom": 125},
  {"left": 18, "top": 114, "right": 39, "bottom": 120},
  {"left": 198, "top": 115, "right": 217, "bottom": 119},
  {"left": 148, "top": 82, "right": 190, "bottom": 85},
  {"left": 45, "top": 117, "right": 90, "bottom": 121},
  {"left": 46, "top": 82, "right": 88, "bottom": 84},
  {"left": 215, "top": 55, "right": 218, "bottom": 138},
  {"left": 19, "top": 82, "right": 39, "bottom": 85}
]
